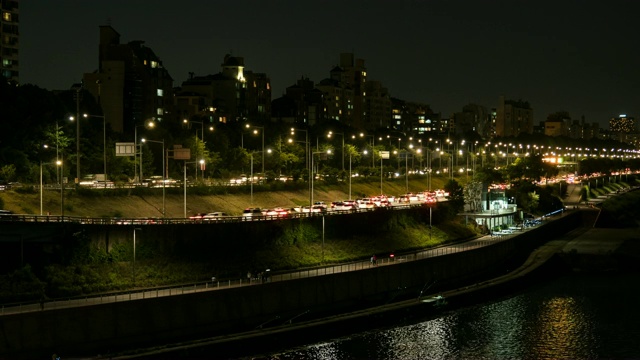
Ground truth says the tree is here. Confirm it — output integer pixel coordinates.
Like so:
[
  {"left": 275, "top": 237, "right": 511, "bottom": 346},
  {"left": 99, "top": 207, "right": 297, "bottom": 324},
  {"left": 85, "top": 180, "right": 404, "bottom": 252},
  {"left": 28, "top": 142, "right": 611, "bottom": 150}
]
[
  {"left": 444, "top": 179, "right": 464, "bottom": 213},
  {"left": 463, "top": 180, "right": 484, "bottom": 212}
]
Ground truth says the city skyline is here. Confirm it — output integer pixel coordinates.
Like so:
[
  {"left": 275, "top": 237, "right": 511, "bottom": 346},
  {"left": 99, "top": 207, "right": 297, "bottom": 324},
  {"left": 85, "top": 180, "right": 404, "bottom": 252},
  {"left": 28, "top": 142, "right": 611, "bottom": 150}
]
[{"left": 20, "top": 0, "right": 640, "bottom": 128}]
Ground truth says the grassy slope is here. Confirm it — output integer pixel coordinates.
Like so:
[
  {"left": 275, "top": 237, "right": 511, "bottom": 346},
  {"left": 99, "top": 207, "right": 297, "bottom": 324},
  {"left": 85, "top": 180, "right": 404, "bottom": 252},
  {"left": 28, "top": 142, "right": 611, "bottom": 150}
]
[
  {"left": 2, "top": 176, "right": 479, "bottom": 300},
  {"left": 1, "top": 177, "right": 451, "bottom": 217}
]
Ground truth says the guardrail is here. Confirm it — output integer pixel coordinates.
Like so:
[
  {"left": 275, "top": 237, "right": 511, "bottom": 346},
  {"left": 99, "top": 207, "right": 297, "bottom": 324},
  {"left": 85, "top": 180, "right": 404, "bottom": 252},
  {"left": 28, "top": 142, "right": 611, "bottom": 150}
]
[
  {"left": 0, "top": 203, "right": 422, "bottom": 225},
  {"left": 0, "top": 224, "right": 540, "bottom": 316}
]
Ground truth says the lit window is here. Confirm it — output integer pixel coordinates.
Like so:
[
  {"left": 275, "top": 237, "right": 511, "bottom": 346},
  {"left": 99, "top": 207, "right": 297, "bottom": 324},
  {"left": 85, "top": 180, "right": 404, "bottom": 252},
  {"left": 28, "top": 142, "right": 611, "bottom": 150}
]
[
  {"left": 157, "top": 89, "right": 163, "bottom": 97},
  {"left": 156, "top": 108, "right": 164, "bottom": 115},
  {"left": 151, "top": 61, "right": 159, "bottom": 68},
  {"left": 2, "top": 12, "right": 11, "bottom": 21}
]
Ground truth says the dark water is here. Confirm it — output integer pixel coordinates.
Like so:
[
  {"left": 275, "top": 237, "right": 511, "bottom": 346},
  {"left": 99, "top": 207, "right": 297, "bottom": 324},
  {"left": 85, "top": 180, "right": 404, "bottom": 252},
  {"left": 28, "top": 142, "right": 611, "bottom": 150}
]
[{"left": 255, "top": 272, "right": 640, "bottom": 359}]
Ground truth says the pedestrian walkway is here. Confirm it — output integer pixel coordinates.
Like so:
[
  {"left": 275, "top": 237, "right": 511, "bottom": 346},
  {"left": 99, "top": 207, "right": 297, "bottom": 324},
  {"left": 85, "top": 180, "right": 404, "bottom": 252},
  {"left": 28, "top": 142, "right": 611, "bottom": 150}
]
[{"left": 1, "top": 223, "right": 536, "bottom": 316}]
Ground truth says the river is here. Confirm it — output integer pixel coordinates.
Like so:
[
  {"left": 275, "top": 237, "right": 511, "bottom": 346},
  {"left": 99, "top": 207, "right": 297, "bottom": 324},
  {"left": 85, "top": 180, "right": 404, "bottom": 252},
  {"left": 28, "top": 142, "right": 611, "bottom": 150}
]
[{"left": 247, "top": 271, "right": 640, "bottom": 359}]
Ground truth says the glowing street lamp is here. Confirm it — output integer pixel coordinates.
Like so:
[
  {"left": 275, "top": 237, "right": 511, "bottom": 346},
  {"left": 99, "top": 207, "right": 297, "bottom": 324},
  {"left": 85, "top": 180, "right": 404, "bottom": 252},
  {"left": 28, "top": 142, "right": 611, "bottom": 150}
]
[
  {"left": 311, "top": 149, "right": 332, "bottom": 207},
  {"left": 141, "top": 138, "right": 165, "bottom": 217},
  {"left": 327, "top": 131, "right": 345, "bottom": 171},
  {"left": 83, "top": 113, "right": 107, "bottom": 186}
]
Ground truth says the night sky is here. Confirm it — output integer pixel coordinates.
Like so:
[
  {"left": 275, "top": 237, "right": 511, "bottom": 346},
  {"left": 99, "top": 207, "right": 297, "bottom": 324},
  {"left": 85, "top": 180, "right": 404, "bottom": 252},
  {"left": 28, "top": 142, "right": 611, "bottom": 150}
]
[{"left": 20, "top": 0, "right": 640, "bottom": 128}]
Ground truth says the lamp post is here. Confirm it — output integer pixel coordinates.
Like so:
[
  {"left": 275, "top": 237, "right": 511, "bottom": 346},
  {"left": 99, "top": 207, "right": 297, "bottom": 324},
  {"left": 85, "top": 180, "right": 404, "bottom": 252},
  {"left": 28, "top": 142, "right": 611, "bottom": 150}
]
[
  {"left": 311, "top": 149, "right": 331, "bottom": 207},
  {"left": 133, "top": 227, "right": 141, "bottom": 286},
  {"left": 135, "top": 121, "right": 155, "bottom": 183},
  {"left": 83, "top": 114, "right": 107, "bottom": 185},
  {"left": 183, "top": 160, "right": 196, "bottom": 218},
  {"left": 142, "top": 138, "right": 165, "bottom": 217},
  {"left": 327, "top": 131, "right": 345, "bottom": 171},
  {"left": 59, "top": 156, "right": 64, "bottom": 217},
  {"left": 291, "top": 128, "right": 310, "bottom": 205},
  {"left": 348, "top": 151, "right": 353, "bottom": 200},
  {"left": 358, "top": 133, "right": 375, "bottom": 168},
  {"left": 246, "top": 124, "right": 265, "bottom": 178},
  {"left": 184, "top": 119, "right": 213, "bottom": 180},
  {"left": 75, "top": 86, "right": 81, "bottom": 184},
  {"left": 249, "top": 150, "right": 271, "bottom": 205},
  {"left": 67, "top": 114, "right": 82, "bottom": 184}
]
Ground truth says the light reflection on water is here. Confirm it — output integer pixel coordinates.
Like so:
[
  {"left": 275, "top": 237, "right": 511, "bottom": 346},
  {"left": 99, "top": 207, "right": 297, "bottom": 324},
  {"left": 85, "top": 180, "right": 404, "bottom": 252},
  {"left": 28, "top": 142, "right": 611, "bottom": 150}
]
[{"left": 263, "top": 272, "right": 640, "bottom": 359}]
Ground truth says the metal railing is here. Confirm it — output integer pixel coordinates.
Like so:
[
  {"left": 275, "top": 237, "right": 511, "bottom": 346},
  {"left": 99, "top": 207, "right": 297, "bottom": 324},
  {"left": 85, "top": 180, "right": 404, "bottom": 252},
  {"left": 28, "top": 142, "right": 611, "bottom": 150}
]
[{"left": 0, "top": 220, "right": 546, "bottom": 316}]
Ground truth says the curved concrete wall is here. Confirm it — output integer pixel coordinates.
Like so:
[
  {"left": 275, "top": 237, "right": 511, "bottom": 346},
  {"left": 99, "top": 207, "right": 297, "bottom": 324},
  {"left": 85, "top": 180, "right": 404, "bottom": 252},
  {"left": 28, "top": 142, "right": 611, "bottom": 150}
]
[{"left": 0, "top": 211, "right": 584, "bottom": 358}]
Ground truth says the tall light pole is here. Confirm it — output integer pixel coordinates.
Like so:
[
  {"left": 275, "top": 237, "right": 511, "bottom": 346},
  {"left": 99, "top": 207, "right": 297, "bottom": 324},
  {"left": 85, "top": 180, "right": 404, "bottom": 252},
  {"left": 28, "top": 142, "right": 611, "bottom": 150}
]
[
  {"left": 311, "top": 149, "right": 331, "bottom": 207},
  {"left": 184, "top": 119, "right": 213, "bottom": 180},
  {"left": 58, "top": 155, "right": 64, "bottom": 217},
  {"left": 250, "top": 152, "right": 254, "bottom": 205},
  {"left": 327, "top": 131, "right": 345, "bottom": 171},
  {"left": 135, "top": 121, "right": 155, "bottom": 183},
  {"left": 83, "top": 114, "right": 107, "bottom": 185},
  {"left": 133, "top": 228, "right": 141, "bottom": 286},
  {"left": 291, "top": 128, "right": 310, "bottom": 205},
  {"left": 142, "top": 138, "right": 165, "bottom": 217},
  {"left": 359, "top": 133, "right": 375, "bottom": 168},
  {"left": 75, "top": 86, "right": 81, "bottom": 185},
  {"left": 249, "top": 150, "right": 271, "bottom": 205},
  {"left": 183, "top": 160, "right": 202, "bottom": 218},
  {"left": 246, "top": 124, "right": 265, "bottom": 178},
  {"left": 349, "top": 151, "right": 352, "bottom": 200}
]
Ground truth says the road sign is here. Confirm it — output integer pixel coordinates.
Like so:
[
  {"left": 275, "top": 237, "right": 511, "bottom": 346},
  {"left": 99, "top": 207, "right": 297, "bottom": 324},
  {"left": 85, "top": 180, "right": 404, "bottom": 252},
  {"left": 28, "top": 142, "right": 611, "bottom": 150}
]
[
  {"left": 172, "top": 148, "right": 191, "bottom": 160},
  {"left": 380, "top": 151, "right": 390, "bottom": 159},
  {"left": 115, "top": 142, "right": 135, "bottom": 156}
]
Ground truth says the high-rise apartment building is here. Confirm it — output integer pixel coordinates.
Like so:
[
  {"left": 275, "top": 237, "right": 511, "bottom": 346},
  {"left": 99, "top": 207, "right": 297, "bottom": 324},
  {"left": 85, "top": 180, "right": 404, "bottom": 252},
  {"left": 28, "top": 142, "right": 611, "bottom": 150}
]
[
  {"left": 363, "top": 80, "right": 391, "bottom": 130},
  {"left": 1, "top": 0, "right": 19, "bottom": 83},
  {"left": 316, "top": 53, "right": 367, "bottom": 128},
  {"left": 271, "top": 77, "right": 325, "bottom": 125},
  {"left": 495, "top": 95, "right": 534, "bottom": 137},
  {"left": 82, "top": 25, "right": 174, "bottom": 134},
  {"left": 609, "top": 114, "right": 636, "bottom": 133}
]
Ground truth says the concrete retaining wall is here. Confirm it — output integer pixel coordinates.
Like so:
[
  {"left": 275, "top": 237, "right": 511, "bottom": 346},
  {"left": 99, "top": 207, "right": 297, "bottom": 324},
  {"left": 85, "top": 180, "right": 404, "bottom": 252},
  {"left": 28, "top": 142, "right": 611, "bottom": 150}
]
[{"left": 0, "top": 211, "right": 584, "bottom": 358}]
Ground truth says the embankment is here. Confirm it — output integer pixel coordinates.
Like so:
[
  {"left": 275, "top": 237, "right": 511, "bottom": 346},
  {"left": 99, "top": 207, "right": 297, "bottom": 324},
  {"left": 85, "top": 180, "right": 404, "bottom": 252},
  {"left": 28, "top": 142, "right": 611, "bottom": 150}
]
[{"left": 0, "top": 210, "right": 588, "bottom": 359}]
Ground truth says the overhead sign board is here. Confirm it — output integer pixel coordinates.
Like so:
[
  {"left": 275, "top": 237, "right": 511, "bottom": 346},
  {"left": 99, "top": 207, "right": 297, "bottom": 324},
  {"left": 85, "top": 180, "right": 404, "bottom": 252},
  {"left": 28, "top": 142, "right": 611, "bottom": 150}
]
[
  {"left": 380, "top": 151, "right": 390, "bottom": 159},
  {"left": 172, "top": 148, "right": 191, "bottom": 160},
  {"left": 115, "top": 142, "right": 135, "bottom": 156}
]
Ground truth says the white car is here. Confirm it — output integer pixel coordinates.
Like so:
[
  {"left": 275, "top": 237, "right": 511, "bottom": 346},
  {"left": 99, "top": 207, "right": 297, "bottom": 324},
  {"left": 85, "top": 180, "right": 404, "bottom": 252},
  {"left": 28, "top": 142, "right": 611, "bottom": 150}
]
[{"left": 202, "top": 212, "right": 228, "bottom": 220}]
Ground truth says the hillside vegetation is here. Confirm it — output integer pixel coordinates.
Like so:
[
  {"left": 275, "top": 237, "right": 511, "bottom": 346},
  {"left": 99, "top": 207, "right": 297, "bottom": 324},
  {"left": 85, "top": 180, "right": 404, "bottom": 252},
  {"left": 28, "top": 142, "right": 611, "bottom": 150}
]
[{"left": 0, "top": 177, "right": 481, "bottom": 302}]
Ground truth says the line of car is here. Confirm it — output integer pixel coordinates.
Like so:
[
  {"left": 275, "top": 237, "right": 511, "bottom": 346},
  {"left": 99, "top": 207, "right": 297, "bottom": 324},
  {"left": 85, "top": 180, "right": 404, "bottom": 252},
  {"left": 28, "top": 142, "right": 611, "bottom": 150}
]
[{"left": 189, "top": 189, "right": 449, "bottom": 222}]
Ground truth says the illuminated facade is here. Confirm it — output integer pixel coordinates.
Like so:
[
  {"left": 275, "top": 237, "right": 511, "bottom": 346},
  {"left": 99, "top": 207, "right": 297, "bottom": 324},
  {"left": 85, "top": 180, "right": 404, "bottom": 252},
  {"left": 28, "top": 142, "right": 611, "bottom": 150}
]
[
  {"left": 0, "top": 0, "right": 19, "bottom": 83},
  {"left": 178, "top": 54, "right": 271, "bottom": 124},
  {"left": 609, "top": 114, "right": 636, "bottom": 133},
  {"left": 316, "top": 53, "right": 366, "bottom": 128}
]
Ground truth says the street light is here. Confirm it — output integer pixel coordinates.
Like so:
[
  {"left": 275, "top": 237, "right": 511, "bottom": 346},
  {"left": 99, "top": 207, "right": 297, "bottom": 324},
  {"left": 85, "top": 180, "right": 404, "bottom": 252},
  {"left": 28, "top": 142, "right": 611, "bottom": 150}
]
[
  {"left": 83, "top": 113, "right": 107, "bottom": 186},
  {"left": 142, "top": 138, "right": 165, "bottom": 217},
  {"left": 291, "top": 127, "right": 310, "bottom": 205},
  {"left": 311, "top": 149, "right": 331, "bottom": 207},
  {"left": 42, "top": 144, "right": 64, "bottom": 216},
  {"left": 184, "top": 119, "right": 213, "bottom": 180},
  {"left": 135, "top": 121, "right": 155, "bottom": 183},
  {"left": 133, "top": 227, "right": 141, "bottom": 286},
  {"left": 327, "top": 131, "right": 345, "bottom": 171},
  {"left": 250, "top": 149, "right": 272, "bottom": 205},
  {"left": 68, "top": 114, "right": 82, "bottom": 184},
  {"left": 246, "top": 124, "right": 265, "bottom": 178},
  {"left": 357, "top": 133, "right": 375, "bottom": 168},
  {"left": 182, "top": 159, "right": 203, "bottom": 218}
]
